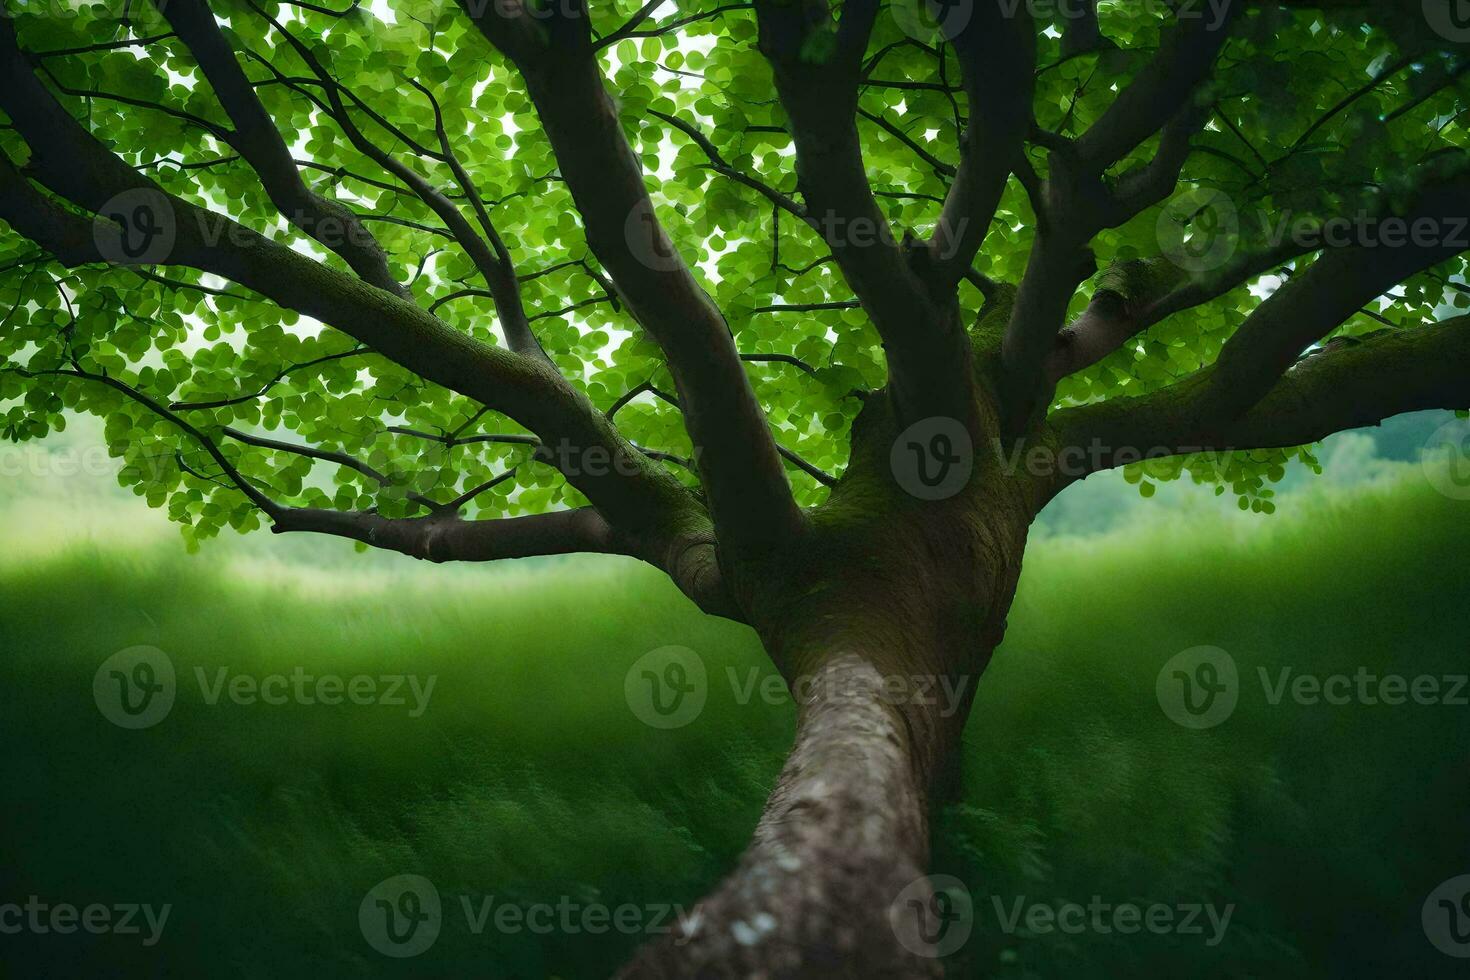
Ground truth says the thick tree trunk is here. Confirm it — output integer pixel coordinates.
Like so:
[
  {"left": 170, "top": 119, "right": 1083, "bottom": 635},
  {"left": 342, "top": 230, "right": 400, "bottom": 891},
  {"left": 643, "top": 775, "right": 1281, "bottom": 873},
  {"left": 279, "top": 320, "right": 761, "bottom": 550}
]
[
  {"left": 619, "top": 652, "right": 951, "bottom": 978},
  {"left": 619, "top": 549, "right": 1021, "bottom": 975},
  {"left": 619, "top": 390, "right": 1035, "bottom": 977}
]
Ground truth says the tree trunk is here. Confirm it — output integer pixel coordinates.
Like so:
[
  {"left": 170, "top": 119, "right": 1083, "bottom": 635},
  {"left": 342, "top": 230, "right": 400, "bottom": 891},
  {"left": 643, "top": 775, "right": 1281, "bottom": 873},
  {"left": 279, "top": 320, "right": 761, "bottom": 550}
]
[
  {"left": 619, "top": 652, "right": 950, "bottom": 978},
  {"left": 619, "top": 391, "right": 1034, "bottom": 977},
  {"left": 618, "top": 548, "right": 1019, "bottom": 978}
]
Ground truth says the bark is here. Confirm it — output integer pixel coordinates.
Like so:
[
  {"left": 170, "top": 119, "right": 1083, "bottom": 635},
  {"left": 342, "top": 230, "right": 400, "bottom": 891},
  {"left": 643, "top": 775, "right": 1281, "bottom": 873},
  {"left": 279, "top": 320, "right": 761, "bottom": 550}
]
[
  {"left": 619, "top": 408, "right": 1035, "bottom": 977},
  {"left": 618, "top": 653, "right": 944, "bottom": 978}
]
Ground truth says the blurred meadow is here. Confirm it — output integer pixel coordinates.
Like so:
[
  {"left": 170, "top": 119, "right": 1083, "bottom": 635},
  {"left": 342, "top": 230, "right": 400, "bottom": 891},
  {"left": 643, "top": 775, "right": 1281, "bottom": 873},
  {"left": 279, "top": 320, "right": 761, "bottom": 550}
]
[{"left": 1, "top": 412, "right": 1467, "bottom": 977}]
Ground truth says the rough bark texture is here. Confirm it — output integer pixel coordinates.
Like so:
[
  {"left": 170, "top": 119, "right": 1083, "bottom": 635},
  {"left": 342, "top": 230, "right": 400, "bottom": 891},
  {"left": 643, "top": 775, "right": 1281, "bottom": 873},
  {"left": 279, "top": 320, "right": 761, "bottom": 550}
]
[
  {"left": 618, "top": 385, "right": 1037, "bottom": 977},
  {"left": 619, "top": 654, "right": 941, "bottom": 978}
]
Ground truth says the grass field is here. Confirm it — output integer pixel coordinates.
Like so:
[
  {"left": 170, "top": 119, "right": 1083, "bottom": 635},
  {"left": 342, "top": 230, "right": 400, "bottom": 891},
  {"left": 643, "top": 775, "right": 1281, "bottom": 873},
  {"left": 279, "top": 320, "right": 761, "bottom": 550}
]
[{"left": 1, "top": 460, "right": 1467, "bottom": 977}]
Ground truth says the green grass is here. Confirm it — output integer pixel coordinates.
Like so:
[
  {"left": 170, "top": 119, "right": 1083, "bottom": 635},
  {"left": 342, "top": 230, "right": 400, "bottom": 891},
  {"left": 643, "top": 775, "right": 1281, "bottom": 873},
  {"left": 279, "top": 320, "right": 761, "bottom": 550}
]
[{"left": 1, "top": 468, "right": 1466, "bottom": 977}]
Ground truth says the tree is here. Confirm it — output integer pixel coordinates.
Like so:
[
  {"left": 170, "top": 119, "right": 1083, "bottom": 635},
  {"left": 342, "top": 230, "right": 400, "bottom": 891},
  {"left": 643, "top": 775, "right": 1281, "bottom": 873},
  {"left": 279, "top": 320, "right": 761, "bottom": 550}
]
[{"left": 1, "top": 0, "right": 1467, "bottom": 972}]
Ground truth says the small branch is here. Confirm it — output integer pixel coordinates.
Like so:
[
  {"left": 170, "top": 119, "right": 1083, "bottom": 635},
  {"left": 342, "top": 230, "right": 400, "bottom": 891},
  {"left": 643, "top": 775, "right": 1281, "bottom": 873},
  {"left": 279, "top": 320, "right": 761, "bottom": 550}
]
[
  {"left": 170, "top": 347, "right": 370, "bottom": 411},
  {"left": 651, "top": 108, "right": 807, "bottom": 220},
  {"left": 753, "top": 301, "right": 861, "bottom": 314},
  {"left": 740, "top": 352, "right": 817, "bottom": 376},
  {"left": 221, "top": 426, "right": 439, "bottom": 512}
]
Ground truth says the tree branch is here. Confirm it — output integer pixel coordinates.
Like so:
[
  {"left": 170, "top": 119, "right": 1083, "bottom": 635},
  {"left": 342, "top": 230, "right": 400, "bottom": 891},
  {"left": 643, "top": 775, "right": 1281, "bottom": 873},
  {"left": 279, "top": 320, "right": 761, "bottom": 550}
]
[
  {"left": 751, "top": 0, "right": 977, "bottom": 425},
  {"left": 269, "top": 505, "right": 624, "bottom": 562},
  {"left": 154, "top": 0, "right": 407, "bottom": 297},
  {"left": 459, "top": 0, "right": 802, "bottom": 553},
  {"left": 931, "top": 2, "right": 1036, "bottom": 286},
  {"left": 255, "top": 10, "right": 551, "bottom": 363},
  {"left": 650, "top": 108, "right": 806, "bottom": 220},
  {"left": 219, "top": 426, "right": 442, "bottom": 512},
  {"left": 998, "top": 5, "right": 1242, "bottom": 431},
  {"left": 1073, "top": 3, "right": 1239, "bottom": 172},
  {"left": 170, "top": 347, "right": 370, "bottom": 410},
  {"left": 1186, "top": 177, "right": 1470, "bottom": 426},
  {"left": 407, "top": 75, "right": 552, "bottom": 363},
  {"left": 1052, "top": 315, "right": 1470, "bottom": 474},
  {"left": 1060, "top": 0, "right": 1107, "bottom": 59}
]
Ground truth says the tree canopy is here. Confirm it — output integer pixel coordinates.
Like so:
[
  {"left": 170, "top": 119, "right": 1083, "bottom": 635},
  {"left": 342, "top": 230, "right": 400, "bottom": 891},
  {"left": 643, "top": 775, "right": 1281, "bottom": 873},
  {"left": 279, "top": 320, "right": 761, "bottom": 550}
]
[{"left": 1, "top": 0, "right": 1467, "bottom": 566}]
